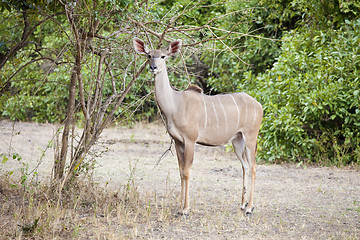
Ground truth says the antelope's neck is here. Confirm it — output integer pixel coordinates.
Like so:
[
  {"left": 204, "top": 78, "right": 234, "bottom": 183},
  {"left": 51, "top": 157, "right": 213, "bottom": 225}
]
[{"left": 154, "top": 69, "right": 178, "bottom": 117}]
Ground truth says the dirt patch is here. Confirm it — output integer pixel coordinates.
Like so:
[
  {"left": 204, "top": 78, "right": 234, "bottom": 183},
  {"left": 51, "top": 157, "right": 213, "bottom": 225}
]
[{"left": 0, "top": 120, "right": 359, "bottom": 239}]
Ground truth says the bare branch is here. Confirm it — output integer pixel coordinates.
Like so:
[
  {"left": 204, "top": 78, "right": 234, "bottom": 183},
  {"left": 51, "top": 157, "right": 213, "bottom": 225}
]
[
  {"left": 78, "top": 74, "right": 89, "bottom": 121},
  {"left": 157, "top": 17, "right": 175, "bottom": 49},
  {"left": 3, "top": 57, "right": 59, "bottom": 87},
  {"left": 123, "top": 60, "right": 135, "bottom": 94},
  {"left": 0, "top": 11, "right": 65, "bottom": 70},
  {"left": 100, "top": 57, "right": 148, "bottom": 131},
  {"left": 104, "top": 58, "right": 117, "bottom": 94},
  {"left": 127, "top": 16, "right": 163, "bottom": 39},
  {"left": 180, "top": 51, "right": 191, "bottom": 87},
  {"left": 207, "top": 26, "right": 248, "bottom": 65}
]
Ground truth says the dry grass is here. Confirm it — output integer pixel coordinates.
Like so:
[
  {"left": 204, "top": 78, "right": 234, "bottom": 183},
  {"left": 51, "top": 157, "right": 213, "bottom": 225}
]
[
  {"left": 1, "top": 171, "right": 359, "bottom": 240},
  {"left": 1, "top": 121, "right": 359, "bottom": 239},
  {"left": 0, "top": 170, "right": 255, "bottom": 239},
  {"left": 0, "top": 172, "right": 179, "bottom": 239}
]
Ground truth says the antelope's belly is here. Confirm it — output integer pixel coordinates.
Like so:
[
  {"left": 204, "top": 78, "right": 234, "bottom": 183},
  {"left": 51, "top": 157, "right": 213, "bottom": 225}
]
[{"left": 196, "top": 127, "right": 237, "bottom": 146}]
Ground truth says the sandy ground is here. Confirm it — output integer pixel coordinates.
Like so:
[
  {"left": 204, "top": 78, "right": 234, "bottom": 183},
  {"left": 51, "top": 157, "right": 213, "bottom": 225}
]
[{"left": 0, "top": 120, "right": 359, "bottom": 239}]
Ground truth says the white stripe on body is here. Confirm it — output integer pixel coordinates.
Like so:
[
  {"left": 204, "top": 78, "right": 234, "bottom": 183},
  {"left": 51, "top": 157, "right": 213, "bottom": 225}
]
[
  {"left": 210, "top": 97, "right": 220, "bottom": 129},
  {"left": 202, "top": 95, "right": 208, "bottom": 129},
  {"left": 217, "top": 96, "right": 228, "bottom": 135},
  {"left": 252, "top": 100, "right": 257, "bottom": 129},
  {"left": 229, "top": 94, "right": 240, "bottom": 130},
  {"left": 244, "top": 95, "right": 248, "bottom": 127}
]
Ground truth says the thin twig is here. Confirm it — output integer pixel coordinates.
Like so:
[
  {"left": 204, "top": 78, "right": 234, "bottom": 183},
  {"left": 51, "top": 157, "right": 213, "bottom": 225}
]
[
  {"left": 207, "top": 26, "right": 249, "bottom": 65},
  {"left": 157, "top": 17, "right": 175, "bottom": 49},
  {"left": 152, "top": 138, "right": 174, "bottom": 171},
  {"left": 180, "top": 51, "right": 191, "bottom": 87}
]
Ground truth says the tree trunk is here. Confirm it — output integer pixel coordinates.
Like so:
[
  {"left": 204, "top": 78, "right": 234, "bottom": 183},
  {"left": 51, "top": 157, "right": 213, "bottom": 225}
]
[{"left": 54, "top": 55, "right": 81, "bottom": 181}]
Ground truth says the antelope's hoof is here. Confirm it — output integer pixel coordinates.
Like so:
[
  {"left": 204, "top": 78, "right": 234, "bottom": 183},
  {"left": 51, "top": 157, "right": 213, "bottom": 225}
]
[
  {"left": 181, "top": 209, "right": 190, "bottom": 216},
  {"left": 175, "top": 211, "right": 189, "bottom": 219},
  {"left": 245, "top": 211, "right": 253, "bottom": 217},
  {"left": 241, "top": 202, "right": 248, "bottom": 211},
  {"left": 245, "top": 207, "right": 255, "bottom": 217}
]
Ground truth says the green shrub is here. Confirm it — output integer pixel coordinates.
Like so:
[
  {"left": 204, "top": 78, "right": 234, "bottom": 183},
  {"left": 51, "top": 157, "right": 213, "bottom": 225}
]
[
  {"left": 1, "top": 58, "right": 69, "bottom": 123},
  {"left": 241, "top": 19, "right": 360, "bottom": 165}
]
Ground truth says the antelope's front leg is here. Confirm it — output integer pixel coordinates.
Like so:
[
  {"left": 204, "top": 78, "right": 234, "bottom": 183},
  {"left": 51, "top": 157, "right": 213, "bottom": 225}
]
[
  {"left": 174, "top": 140, "right": 186, "bottom": 213},
  {"left": 182, "top": 141, "right": 195, "bottom": 214},
  {"left": 175, "top": 139, "right": 195, "bottom": 215}
]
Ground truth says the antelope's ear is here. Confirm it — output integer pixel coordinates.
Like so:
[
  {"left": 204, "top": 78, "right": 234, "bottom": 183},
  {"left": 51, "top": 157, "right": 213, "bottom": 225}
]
[
  {"left": 133, "top": 37, "right": 149, "bottom": 55},
  {"left": 168, "top": 39, "right": 182, "bottom": 56}
]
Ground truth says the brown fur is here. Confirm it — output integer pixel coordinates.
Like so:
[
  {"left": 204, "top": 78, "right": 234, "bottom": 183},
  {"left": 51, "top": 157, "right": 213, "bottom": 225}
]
[{"left": 185, "top": 84, "right": 203, "bottom": 93}]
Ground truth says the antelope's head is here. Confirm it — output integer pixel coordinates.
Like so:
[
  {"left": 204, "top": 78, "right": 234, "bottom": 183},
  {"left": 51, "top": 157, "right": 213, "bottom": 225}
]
[{"left": 133, "top": 38, "right": 182, "bottom": 75}]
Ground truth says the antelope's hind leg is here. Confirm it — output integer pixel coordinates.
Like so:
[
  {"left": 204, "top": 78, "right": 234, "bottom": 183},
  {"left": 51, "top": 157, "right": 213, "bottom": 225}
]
[
  {"left": 232, "top": 132, "right": 249, "bottom": 211},
  {"left": 244, "top": 134, "right": 258, "bottom": 215}
]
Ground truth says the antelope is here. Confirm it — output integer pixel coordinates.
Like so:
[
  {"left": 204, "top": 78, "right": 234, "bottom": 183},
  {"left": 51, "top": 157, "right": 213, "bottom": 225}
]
[{"left": 133, "top": 38, "right": 263, "bottom": 215}]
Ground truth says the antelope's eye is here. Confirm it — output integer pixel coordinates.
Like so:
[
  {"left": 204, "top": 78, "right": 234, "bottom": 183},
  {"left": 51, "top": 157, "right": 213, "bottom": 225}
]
[
  {"left": 161, "top": 55, "right": 166, "bottom": 59},
  {"left": 147, "top": 55, "right": 151, "bottom": 59}
]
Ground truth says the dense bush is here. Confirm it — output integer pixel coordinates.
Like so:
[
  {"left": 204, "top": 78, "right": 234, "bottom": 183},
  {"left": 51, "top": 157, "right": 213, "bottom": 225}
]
[
  {"left": 1, "top": 58, "right": 69, "bottom": 123},
  {"left": 240, "top": 19, "right": 360, "bottom": 165}
]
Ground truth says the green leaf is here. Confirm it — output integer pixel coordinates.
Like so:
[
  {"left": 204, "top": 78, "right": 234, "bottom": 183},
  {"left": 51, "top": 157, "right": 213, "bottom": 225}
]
[
  {"left": 2, "top": 155, "right": 8, "bottom": 164},
  {"left": 296, "top": 161, "right": 303, "bottom": 168}
]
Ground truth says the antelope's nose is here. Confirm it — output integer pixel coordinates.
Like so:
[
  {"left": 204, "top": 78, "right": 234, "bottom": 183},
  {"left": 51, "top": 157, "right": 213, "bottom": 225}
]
[{"left": 150, "top": 65, "right": 157, "bottom": 71}]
